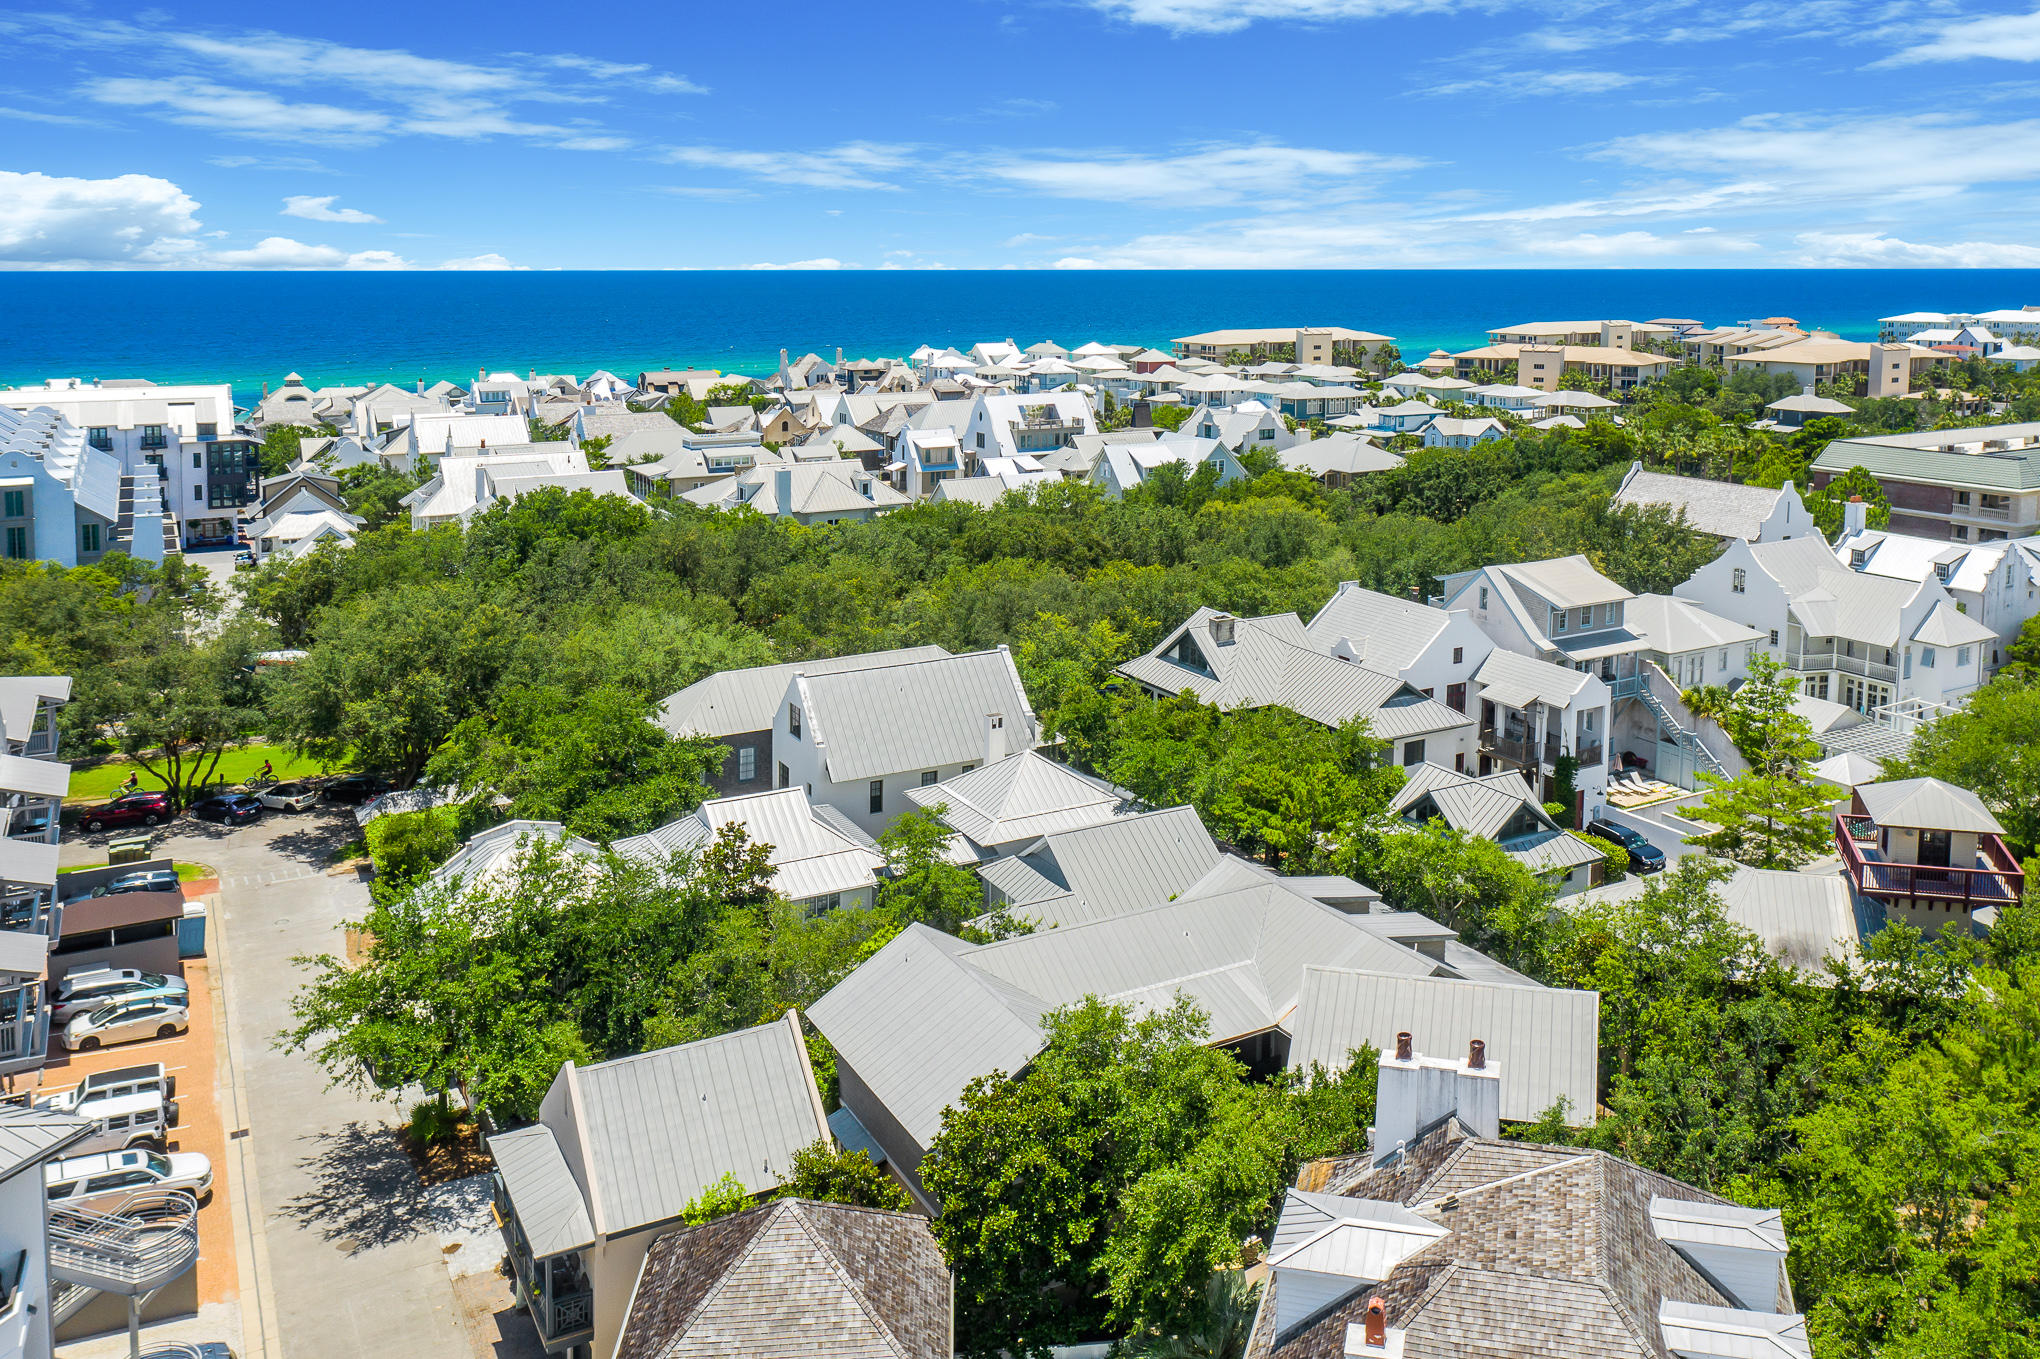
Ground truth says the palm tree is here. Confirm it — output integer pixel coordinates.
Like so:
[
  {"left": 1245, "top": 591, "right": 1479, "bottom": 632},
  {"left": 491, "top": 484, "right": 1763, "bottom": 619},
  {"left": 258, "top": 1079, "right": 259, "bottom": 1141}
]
[{"left": 1123, "top": 1270, "right": 1263, "bottom": 1359}]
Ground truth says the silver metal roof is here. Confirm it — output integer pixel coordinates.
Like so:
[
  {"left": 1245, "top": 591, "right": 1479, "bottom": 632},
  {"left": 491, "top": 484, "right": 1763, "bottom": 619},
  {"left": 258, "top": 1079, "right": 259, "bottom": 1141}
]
[
  {"left": 491, "top": 1123, "right": 595, "bottom": 1257},
  {"left": 1613, "top": 469, "right": 1787, "bottom": 542},
  {"left": 656, "top": 646, "right": 949, "bottom": 740},
  {"left": 1004, "top": 804, "right": 1223, "bottom": 927},
  {"left": 618, "top": 788, "right": 884, "bottom": 901},
  {"left": 798, "top": 648, "right": 1040, "bottom": 784},
  {"left": 1304, "top": 583, "right": 1455, "bottom": 675},
  {"left": 1855, "top": 777, "right": 2004, "bottom": 834},
  {"left": 1658, "top": 1300, "right": 1812, "bottom": 1359},
  {"left": 563, "top": 1011, "right": 828, "bottom": 1234},
  {"left": 1472, "top": 647, "right": 1593, "bottom": 710},
  {"left": 1288, "top": 965, "right": 1601, "bottom": 1124},
  {"left": 903, "top": 750, "right": 1128, "bottom": 851},
  {"left": 0, "top": 1105, "right": 91, "bottom": 1180},
  {"left": 1391, "top": 763, "right": 1546, "bottom": 840}
]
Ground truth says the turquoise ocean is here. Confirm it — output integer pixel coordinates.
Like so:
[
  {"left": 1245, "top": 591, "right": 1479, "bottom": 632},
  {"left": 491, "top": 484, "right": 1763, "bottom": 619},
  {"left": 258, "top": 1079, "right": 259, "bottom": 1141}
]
[{"left": 5, "top": 269, "right": 2039, "bottom": 407}]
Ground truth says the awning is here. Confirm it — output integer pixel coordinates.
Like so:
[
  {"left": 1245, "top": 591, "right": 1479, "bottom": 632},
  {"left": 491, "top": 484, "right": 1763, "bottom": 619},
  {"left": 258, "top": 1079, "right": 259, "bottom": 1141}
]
[
  {"left": 0, "top": 838, "right": 59, "bottom": 888},
  {"left": 1557, "top": 632, "right": 1650, "bottom": 663},
  {"left": 0, "top": 754, "right": 69, "bottom": 799}
]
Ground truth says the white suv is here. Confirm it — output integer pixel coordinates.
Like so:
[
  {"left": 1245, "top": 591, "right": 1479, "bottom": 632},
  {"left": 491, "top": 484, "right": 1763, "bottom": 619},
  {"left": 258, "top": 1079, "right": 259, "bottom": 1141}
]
[{"left": 45, "top": 1148, "right": 212, "bottom": 1211}]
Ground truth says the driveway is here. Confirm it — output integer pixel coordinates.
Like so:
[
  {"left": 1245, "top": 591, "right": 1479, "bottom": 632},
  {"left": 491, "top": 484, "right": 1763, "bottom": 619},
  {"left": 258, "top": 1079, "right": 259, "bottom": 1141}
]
[
  {"left": 1600, "top": 800, "right": 1706, "bottom": 863},
  {"left": 65, "top": 808, "right": 473, "bottom": 1359}
]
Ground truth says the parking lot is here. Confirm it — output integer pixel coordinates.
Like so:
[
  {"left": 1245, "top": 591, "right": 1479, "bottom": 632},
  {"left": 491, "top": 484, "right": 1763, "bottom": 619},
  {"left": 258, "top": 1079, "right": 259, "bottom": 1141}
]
[{"left": 59, "top": 795, "right": 478, "bottom": 1359}]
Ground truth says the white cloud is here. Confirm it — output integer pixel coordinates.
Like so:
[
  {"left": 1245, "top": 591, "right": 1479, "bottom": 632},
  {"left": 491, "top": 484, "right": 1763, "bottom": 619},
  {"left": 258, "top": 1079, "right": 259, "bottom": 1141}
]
[
  {"left": 982, "top": 142, "right": 1423, "bottom": 205},
  {"left": 206, "top": 236, "right": 412, "bottom": 268},
  {"left": 86, "top": 77, "right": 391, "bottom": 146},
  {"left": 439, "top": 253, "right": 525, "bottom": 270},
  {"left": 1430, "top": 69, "right": 1643, "bottom": 97},
  {"left": 282, "top": 195, "right": 381, "bottom": 223},
  {"left": 746, "top": 258, "right": 847, "bottom": 270},
  {"left": 0, "top": 106, "right": 108, "bottom": 127},
  {"left": 1450, "top": 182, "right": 1775, "bottom": 223},
  {"left": 659, "top": 143, "right": 916, "bottom": 191},
  {"left": 1882, "top": 9, "right": 2040, "bottom": 64},
  {"left": 540, "top": 54, "right": 706, "bottom": 94},
  {"left": 1793, "top": 231, "right": 2040, "bottom": 267},
  {"left": 0, "top": 170, "right": 201, "bottom": 267},
  {"left": 1079, "top": 0, "right": 1436, "bottom": 35},
  {"left": 1598, "top": 113, "right": 2040, "bottom": 202},
  {"left": 1529, "top": 229, "right": 1759, "bottom": 258},
  {"left": 210, "top": 154, "right": 334, "bottom": 173},
  {"left": 652, "top": 185, "right": 757, "bottom": 201}
]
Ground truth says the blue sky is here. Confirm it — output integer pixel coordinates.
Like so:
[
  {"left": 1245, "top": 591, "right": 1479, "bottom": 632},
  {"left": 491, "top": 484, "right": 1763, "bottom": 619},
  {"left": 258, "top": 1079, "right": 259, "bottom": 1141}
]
[{"left": 3, "top": 1, "right": 2040, "bottom": 270}]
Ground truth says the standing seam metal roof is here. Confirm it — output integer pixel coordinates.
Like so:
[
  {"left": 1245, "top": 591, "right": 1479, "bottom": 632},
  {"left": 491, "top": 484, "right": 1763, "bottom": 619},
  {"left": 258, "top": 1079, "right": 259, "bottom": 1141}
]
[{"left": 800, "top": 649, "right": 1039, "bottom": 784}]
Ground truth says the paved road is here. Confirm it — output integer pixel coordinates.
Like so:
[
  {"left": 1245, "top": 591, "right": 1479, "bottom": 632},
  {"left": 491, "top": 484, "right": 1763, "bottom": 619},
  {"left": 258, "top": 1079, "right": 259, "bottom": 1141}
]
[{"left": 67, "top": 809, "right": 472, "bottom": 1359}]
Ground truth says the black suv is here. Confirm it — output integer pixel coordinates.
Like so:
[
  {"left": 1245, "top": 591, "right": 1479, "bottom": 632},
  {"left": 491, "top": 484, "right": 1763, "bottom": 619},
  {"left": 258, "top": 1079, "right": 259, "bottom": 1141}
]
[{"left": 1586, "top": 818, "right": 1667, "bottom": 873}]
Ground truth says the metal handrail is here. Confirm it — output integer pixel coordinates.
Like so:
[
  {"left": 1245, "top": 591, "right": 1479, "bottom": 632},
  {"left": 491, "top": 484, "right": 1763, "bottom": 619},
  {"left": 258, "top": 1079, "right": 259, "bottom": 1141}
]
[{"left": 48, "top": 1189, "right": 200, "bottom": 1293}]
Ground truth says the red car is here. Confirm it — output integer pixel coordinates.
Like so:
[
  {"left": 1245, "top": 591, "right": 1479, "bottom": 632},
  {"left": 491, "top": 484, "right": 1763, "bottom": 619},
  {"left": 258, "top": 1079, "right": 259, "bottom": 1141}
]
[{"left": 79, "top": 791, "right": 173, "bottom": 832}]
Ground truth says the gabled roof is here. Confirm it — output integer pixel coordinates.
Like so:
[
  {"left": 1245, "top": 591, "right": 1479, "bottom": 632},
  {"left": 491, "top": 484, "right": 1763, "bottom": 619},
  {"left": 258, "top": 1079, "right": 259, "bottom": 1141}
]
[
  {"left": 558, "top": 1013, "right": 828, "bottom": 1236},
  {"left": 427, "top": 820, "right": 598, "bottom": 894},
  {"left": 1744, "top": 537, "right": 1927, "bottom": 647},
  {"left": 903, "top": 749, "right": 1128, "bottom": 852},
  {"left": 0, "top": 1105, "right": 91, "bottom": 1179},
  {"left": 1855, "top": 777, "right": 2004, "bottom": 834},
  {"left": 1304, "top": 584, "right": 1460, "bottom": 675},
  {"left": 1255, "top": 1126, "right": 1773, "bottom": 1359},
  {"left": 1622, "top": 593, "right": 1764, "bottom": 656},
  {"left": 1280, "top": 434, "right": 1404, "bottom": 479},
  {"left": 1287, "top": 966, "right": 1600, "bottom": 1123},
  {"left": 1612, "top": 467, "right": 1792, "bottom": 541},
  {"left": 798, "top": 648, "right": 1039, "bottom": 783},
  {"left": 657, "top": 647, "right": 951, "bottom": 740},
  {"left": 614, "top": 1199, "right": 951, "bottom": 1359},
  {"left": 619, "top": 788, "right": 884, "bottom": 902},
  {"left": 1910, "top": 598, "right": 1995, "bottom": 648},
  {"left": 1118, "top": 608, "right": 1471, "bottom": 741},
  {"left": 1390, "top": 763, "right": 1545, "bottom": 840},
  {"left": 974, "top": 804, "right": 1224, "bottom": 928},
  {"left": 490, "top": 1123, "right": 595, "bottom": 1258},
  {"left": 1570, "top": 860, "right": 1868, "bottom": 977},
  {"left": 1471, "top": 647, "right": 1593, "bottom": 710}
]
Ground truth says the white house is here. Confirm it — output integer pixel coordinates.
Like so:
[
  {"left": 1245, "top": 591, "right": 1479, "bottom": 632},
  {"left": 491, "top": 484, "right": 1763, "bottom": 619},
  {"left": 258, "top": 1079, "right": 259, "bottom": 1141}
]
[
  {"left": 682, "top": 462, "right": 912, "bottom": 525},
  {"left": 1832, "top": 525, "right": 2040, "bottom": 674},
  {"left": 1190, "top": 401, "right": 1293, "bottom": 457},
  {"left": 773, "top": 647, "right": 1041, "bottom": 836},
  {"left": 894, "top": 427, "right": 964, "bottom": 498},
  {"left": 0, "top": 406, "right": 164, "bottom": 565},
  {"left": 1090, "top": 437, "right": 1245, "bottom": 498},
  {"left": 403, "top": 448, "right": 598, "bottom": 529},
  {"left": 1304, "top": 583, "right": 1495, "bottom": 718},
  {"left": 1390, "top": 762, "right": 1608, "bottom": 896},
  {"left": 1421, "top": 416, "right": 1508, "bottom": 449},
  {"left": 1279, "top": 434, "right": 1404, "bottom": 487},
  {"left": 620, "top": 787, "right": 884, "bottom": 915},
  {"left": 1677, "top": 529, "right": 1994, "bottom": 714},
  {"left": 959, "top": 391, "right": 1096, "bottom": 466}
]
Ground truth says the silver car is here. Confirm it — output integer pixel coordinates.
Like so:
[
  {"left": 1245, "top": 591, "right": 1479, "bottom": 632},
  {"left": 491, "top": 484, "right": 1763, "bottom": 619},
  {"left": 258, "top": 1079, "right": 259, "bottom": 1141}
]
[
  {"left": 52, "top": 968, "right": 188, "bottom": 1025},
  {"left": 62, "top": 997, "right": 190, "bottom": 1051},
  {"left": 45, "top": 1148, "right": 212, "bottom": 1210}
]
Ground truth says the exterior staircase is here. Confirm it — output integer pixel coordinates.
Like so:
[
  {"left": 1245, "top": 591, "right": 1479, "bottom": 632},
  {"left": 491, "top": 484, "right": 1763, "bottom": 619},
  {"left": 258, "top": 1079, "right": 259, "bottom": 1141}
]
[
  {"left": 1634, "top": 670, "right": 1729, "bottom": 782},
  {"left": 46, "top": 1190, "right": 200, "bottom": 1339}
]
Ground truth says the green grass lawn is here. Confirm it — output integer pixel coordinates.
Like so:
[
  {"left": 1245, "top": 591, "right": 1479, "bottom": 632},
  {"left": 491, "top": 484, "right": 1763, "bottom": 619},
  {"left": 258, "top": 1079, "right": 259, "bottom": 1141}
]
[
  {"left": 67, "top": 743, "right": 338, "bottom": 803},
  {"left": 58, "top": 861, "right": 211, "bottom": 881}
]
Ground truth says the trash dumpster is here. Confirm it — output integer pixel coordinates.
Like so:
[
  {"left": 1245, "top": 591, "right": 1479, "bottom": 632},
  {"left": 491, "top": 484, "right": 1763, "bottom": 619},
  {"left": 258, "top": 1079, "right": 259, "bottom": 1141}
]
[{"left": 178, "top": 900, "right": 208, "bottom": 957}]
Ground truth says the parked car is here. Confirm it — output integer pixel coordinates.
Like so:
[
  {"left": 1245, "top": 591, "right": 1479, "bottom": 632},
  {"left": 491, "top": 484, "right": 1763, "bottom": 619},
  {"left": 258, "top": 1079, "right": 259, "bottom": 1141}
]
[
  {"left": 188, "top": 792, "right": 262, "bottom": 825},
  {"left": 103, "top": 868, "right": 181, "bottom": 896},
  {"left": 1586, "top": 818, "right": 1667, "bottom": 874},
  {"left": 53, "top": 969, "right": 188, "bottom": 1025},
  {"left": 45, "top": 1148, "right": 212, "bottom": 1211},
  {"left": 78, "top": 791, "right": 173, "bottom": 833},
  {"left": 43, "top": 1089, "right": 179, "bottom": 1155},
  {"left": 256, "top": 781, "right": 319, "bottom": 813},
  {"left": 320, "top": 773, "right": 391, "bottom": 806},
  {"left": 36, "top": 1061, "right": 177, "bottom": 1111},
  {"left": 61, "top": 997, "right": 190, "bottom": 1051},
  {"left": 233, "top": 549, "right": 254, "bottom": 568}
]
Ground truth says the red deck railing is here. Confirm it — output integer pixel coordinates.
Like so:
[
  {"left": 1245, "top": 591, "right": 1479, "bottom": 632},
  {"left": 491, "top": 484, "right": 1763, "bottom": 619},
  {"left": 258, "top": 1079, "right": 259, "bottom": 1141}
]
[{"left": 1834, "top": 815, "right": 2025, "bottom": 906}]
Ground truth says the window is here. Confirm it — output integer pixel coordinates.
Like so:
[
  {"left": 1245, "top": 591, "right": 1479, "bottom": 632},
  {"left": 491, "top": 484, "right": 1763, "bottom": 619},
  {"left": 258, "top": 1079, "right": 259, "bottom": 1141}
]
[
  {"left": 920, "top": 770, "right": 938, "bottom": 786},
  {"left": 192, "top": 451, "right": 202, "bottom": 470},
  {"left": 192, "top": 486, "right": 202, "bottom": 502},
  {"left": 804, "top": 892, "right": 842, "bottom": 917},
  {"left": 1954, "top": 525, "right": 1971, "bottom": 541},
  {"left": 1955, "top": 491, "right": 1972, "bottom": 507},
  {"left": 1578, "top": 607, "right": 1593, "bottom": 630},
  {"left": 1731, "top": 568, "right": 1746, "bottom": 594},
  {"left": 1958, "top": 646, "right": 1972, "bottom": 667},
  {"left": 1402, "top": 739, "right": 1425, "bottom": 767},
  {"left": 197, "top": 422, "right": 217, "bottom": 438},
  {"left": 1478, "top": 586, "right": 1488, "bottom": 609},
  {"left": 975, "top": 432, "right": 985, "bottom": 449},
  {"left": 1769, "top": 629, "right": 1779, "bottom": 646},
  {"left": 1744, "top": 643, "right": 1755, "bottom": 664},
  {"left": 869, "top": 779, "right": 884, "bottom": 815},
  {"left": 87, "top": 426, "right": 111, "bottom": 450},
  {"left": 1446, "top": 681, "right": 1467, "bottom": 713},
  {"left": 1554, "top": 609, "right": 1568, "bottom": 633},
  {"left": 1, "top": 490, "right": 22, "bottom": 518},
  {"left": 961, "top": 763, "right": 975, "bottom": 774},
  {"left": 140, "top": 425, "right": 166, "bottom": 450},
  {"left": 1922, "top": 647, "right": 1937, "bottom": 669},
  {"left": 1718, "top": 649, "right": 1728, "bottom": 671},
  {"left": 777, "top": 762, "right": 789, "bottom": 789},
  {"left": 1451, "top": 646, "right": 1463, "bottom": 665},
  {"left": 737, "top": 746, "right": 757, "bottom": 782},
  {"left": 3, "top": 527, "right": 24, "bottom": 560},
  {"left": 787, "top": 704, "right": 802, "bottom": 738},
  {"left": 80, "top": 523, "right": 99, "bottom": 554}
]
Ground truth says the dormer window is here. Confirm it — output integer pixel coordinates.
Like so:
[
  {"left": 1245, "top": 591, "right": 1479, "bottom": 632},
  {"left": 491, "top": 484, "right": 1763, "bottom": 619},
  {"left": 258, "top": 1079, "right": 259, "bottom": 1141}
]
[{"left": 1934, "top": 562, "right": 1952, "bottom": 583}]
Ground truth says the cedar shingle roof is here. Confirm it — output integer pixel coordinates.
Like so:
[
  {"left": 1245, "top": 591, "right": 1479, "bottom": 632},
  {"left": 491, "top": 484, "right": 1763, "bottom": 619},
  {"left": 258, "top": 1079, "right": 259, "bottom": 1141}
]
[
  {"left": 614, "top": 1199, "right": 951, "bottom": 1359},
  {"left": 1252, "top": 1125, "right": 1773, "bottom": 1359}
]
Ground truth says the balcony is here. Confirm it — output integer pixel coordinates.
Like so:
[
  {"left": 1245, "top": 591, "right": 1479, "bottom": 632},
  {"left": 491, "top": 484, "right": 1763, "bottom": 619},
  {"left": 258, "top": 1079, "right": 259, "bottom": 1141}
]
[
  {"left": 1607, "top": 674, "right": 1647, "bottom": 700},
  {"left": 1835, "top": 815, "right": 2025, "bottom": 906},
  {"left": 1788, "top": 648, "right": 1897, "bottom": 684},
  {"left": 494, "top": 1178, "right": 593, "bottom": 1353},
  {"left": 1575, "top": 741, "right": 1604, "bottom": 768},
  {"left": 1483, "top": 728, "right": 1558, "bottom": 769},
  {"left": 0, "top": 982, "right": 49, "bottom": 1076}
]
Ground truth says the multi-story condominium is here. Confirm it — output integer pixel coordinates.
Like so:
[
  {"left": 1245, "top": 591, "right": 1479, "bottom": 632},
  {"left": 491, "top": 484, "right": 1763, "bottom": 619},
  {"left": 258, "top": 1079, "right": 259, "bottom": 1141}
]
[
  {"left": 1170, "top": 326, "right": 1395, "bottom": 366},
  {"left": 1879, "top": 307, "right": 2040, "bottom": 344},
  {"left": 1682, "top": 325, "right": 1807, "bottom": 367},
  {"left": 1724, "top": 339, "right": 1944, "bottom": 395},
  {"left": 1483, "top": 318, "right": 1676, "bottom": 349},
  {"left": 0, "top": 408, "right": 169, "bottom": 566},
  {"left": 1449, "top": 343, "right": 1674, "bottom": 392},
  {"left": 1811, "top": 422, "right": 2040, "bottom": 542},
  {"left": 0, "top": 676, "right": 68, "bottom": 1081},
  {"left": 0, "top": 380, "right": 254, "bottom": 548}
]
